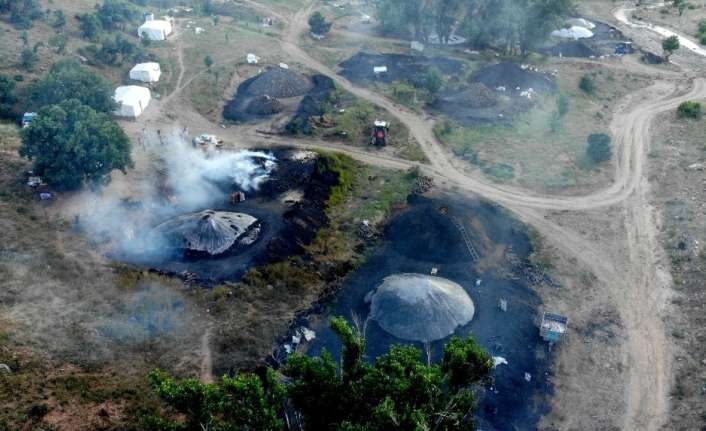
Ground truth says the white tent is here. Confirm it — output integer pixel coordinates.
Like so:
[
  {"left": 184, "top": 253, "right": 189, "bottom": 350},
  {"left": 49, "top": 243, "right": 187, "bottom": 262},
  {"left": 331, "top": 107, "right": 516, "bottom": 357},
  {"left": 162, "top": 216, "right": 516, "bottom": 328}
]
[
  {"left": 138, "top": 19, "right": 172, "bottom": 41},
  {"left": 551, "top": 26, "right": 594, "bottom": 39},
  {"left": 129, "top": 62, "right": 161, "bottom": 83},
  {"left": 113, "top": 86, "right": 151, "bottom": 118}
]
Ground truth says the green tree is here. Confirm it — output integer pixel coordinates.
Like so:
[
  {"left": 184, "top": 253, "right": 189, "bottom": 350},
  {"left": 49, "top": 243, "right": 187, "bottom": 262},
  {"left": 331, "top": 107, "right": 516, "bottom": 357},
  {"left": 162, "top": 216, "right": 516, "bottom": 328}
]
[
  {"left": 28, "top": 60, "right": 116, "bottom": 113},
  {"left": 19, "top": 47, "right": 38, "bottom": 71},
  {"left": 145, "top": 368, "right": 286, "bottom": 431},
  {"left": 204, "top": 55, "right": 214, "bottom": 69},
  {"left": 2, "top": 0, "right": 43, "bottom": 29},
  {"left": 308, "top": 11, "right": 332, "bottom": 36},
  {"left": 662, "top": 35, "right": 680, "bottom": 60},
  {"left": 284, "top": 317, "right": 492, "bottom": 430},
  {"left": 78, "top": 12, "right": 102, "bottom": 41},
  {"left": 0, "top": 74, "right": 18, "bottom": 118},
  {"left": 95, "top": 0, "right": 137, "bottom": 30},
  {"left": 424, "top": 66, "right": 444, "bottom": 97},
  {"left": 51, "top": 9, "right": 65, "bottom": 29},
  {"left": 586, "top": 133, "right": 612, "bottom": 165},
  {"left": 20, "top": 99, "right": 133, "bottom": 189},
  {"left": 579, "top": 74, "right": 596, "bottom": 94},
  {"left": 677, "top": 101, "right": 703, "bottom": 119},
  {"left": 433, "top": 0, "right": 462, "bottom": 44},
  {"left": 48, "top": 33, "right": 68, "bottom": 54}
]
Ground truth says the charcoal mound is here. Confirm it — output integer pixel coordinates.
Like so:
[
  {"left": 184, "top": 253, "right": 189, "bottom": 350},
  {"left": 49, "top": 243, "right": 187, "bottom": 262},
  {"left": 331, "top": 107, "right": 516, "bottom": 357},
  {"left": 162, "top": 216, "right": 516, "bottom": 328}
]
[
  {"left": 285, "top": 74, "right": 336, "bottom": 134},
  {"left": 471, "top": 62, "right": 555, "bottom": 93},
  {"left": 339, "top": 52, "right": 463, "bottom": 86},
  {"left": 151, "top": 210, "right": 260, "bottom": 256},
  {"left": 369, "top": 273, "right": 475, "bottom": 342},
  {"left": 245, "top": 67, "right": 312, "bottom": 98},
  {"left": 540, "top": 41, "right": 597, "bottom": 58},
  {"left": 438, "top": 83, "right": 498, "bottom": 109},
  {"left": 245, "top": 95, "right": 283, "bottom": 116}
]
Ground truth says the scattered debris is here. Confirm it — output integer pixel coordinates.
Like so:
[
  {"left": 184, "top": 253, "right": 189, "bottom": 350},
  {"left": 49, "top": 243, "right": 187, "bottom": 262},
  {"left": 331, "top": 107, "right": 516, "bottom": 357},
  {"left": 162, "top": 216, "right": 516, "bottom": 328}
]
[
  {"left": 26, "top": 176, "right": 41, "bottom": 187},
  {"left": 411, "top": 175, "right": 434, "bottom": 195},
  {"left": 246, "top": 53, "right": 260, "bottom": 64},
  {"left": 524, "top": 372, "right": 532, "bottom": 382},
  {"left": 430, "top": 267, "right": 438, "bottom": 275},
  {"left": 498, "top": 298, "right": 508, "bottom": 312},
  {"left": 0, "top": 364, "right": 11, "bottom": 374},
  {"left": 21, "top": 112, "right": 36, "bottom": 128}
]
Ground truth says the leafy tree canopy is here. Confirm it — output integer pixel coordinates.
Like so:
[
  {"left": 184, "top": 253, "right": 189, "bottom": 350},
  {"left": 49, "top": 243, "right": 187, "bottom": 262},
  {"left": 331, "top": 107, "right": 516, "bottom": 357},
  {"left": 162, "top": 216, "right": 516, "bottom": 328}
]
[
  {"left": 0, "top": 0, "right": 43, "bottom": 29},
  {"left": 146, "top": 317, "right": 492, "bottom": 431},
  {"left": 662, "top": 35, "right": 680, "bottom": 59},
  {"left": 0, "top": 74, "right": 18, "bottom": 118},
  {"left": 28, "top": 60, "right": 117, "bottom": 113},
  {"left": 19, "top": 99, "right": 133, "bottom": 189},
  {"left": 586, "top": 132, "right": 612, "bottom": 164},
  {"left": 308, "top": 11, "right": 332, "bottom": 36}
]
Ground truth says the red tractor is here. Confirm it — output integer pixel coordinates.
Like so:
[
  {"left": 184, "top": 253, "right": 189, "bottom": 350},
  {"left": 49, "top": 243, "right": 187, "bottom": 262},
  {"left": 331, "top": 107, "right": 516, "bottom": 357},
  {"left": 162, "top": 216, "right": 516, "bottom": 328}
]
[{"left": 370, "top": 120, "right": 388, "bottom": 147}]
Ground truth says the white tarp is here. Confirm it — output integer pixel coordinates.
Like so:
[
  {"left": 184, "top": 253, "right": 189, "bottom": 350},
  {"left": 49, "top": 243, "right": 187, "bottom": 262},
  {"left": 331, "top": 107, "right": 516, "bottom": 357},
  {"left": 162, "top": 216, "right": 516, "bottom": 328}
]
[
  {"left": 129, "top": 62, "right": 161, "bottom": 83},
  {"left": 551, "top": 26, "right": 594, "bottom": 39},
  {"left": 566, "top": 18, "right": 596, "bottom": 29},
  {"left": 113, "top": 86, "right": 151, "bottom": 118},
  {"left": 138, "top": 20, "right": 172, "bottom": 41}
]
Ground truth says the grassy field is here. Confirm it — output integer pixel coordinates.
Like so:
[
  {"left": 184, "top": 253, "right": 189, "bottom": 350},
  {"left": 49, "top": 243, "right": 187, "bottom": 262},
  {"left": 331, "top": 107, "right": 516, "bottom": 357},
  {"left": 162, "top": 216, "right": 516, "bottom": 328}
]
[{"left": 436, "top": 61, "right": 651, "bottom": 193}]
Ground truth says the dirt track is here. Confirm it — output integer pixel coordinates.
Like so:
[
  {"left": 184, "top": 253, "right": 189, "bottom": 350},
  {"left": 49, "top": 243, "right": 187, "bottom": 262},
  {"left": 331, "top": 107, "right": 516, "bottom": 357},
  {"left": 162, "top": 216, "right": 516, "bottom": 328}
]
[{"left": 122, "top": 3, "right": 706, "bottom": 429}]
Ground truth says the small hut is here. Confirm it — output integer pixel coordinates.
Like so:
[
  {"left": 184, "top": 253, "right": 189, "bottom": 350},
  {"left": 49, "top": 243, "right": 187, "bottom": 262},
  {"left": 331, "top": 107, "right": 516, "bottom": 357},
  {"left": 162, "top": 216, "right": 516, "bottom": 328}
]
[{"left": 540, "top": 312, "right": 568, "bottom": 345}]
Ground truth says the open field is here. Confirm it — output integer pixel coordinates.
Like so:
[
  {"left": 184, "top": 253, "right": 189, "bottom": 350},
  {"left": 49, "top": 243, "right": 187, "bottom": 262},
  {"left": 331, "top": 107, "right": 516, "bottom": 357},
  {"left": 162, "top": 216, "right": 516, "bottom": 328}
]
[{"left": 649, "top": 109, "right": 706, "bottom": 430}]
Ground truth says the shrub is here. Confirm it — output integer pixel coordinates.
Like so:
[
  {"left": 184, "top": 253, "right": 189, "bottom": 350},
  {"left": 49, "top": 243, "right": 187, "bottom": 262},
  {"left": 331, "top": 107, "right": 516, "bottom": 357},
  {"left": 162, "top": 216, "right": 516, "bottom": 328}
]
[
  {"left": 579, "top": 74, "right": 596, "bottom": 94},
  {"left": 19, "top": 48, "right": 38, "bottom": 71},
  {"left": 586, "top": 133, "right": 612, "bottom": 164},
  {"left": 308, "top": 11, "right": 332, "bottom": 36},
  {"left": 677, "top": 101, "right": 703, "bottom": 119},
  {"left": 0, "top": 75, "right": 18, "bottom": 118}
]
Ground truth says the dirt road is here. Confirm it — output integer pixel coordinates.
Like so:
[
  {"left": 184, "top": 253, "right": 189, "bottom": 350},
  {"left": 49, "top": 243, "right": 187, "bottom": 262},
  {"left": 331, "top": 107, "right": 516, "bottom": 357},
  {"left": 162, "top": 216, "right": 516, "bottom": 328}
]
[{"left": 124, "top": 2, "right": 706, "bottom": 428}]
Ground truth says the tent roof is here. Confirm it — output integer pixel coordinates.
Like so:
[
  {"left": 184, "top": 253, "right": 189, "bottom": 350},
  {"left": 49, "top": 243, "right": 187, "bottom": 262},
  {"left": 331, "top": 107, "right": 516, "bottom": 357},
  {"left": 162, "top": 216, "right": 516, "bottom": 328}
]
[
  {"left": 369, "top": 274, "right": 475, "bottom": 342},
  {"left": 130, "top": 62, "right": 161, "bottom": 73},
  {"left": 139, "top": 20, "right": 172, "bottom": 31},
  {"left": 114, "top": 85, "right": 151, "bottom": 105},
  {"left": 152, "top": 210, "right": 258, "bottom": 255}
]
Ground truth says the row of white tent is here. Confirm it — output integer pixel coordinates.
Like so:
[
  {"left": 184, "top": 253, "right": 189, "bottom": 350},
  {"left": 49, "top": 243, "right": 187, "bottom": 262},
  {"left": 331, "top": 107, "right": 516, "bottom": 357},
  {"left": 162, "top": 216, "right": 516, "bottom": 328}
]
[{"left": 114, "top": 61, "right": 161, "bottom": 117}]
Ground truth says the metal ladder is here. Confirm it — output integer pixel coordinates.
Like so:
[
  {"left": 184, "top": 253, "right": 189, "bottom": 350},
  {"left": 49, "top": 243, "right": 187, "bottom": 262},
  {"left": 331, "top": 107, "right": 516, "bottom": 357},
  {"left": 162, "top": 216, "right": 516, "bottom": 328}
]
[{"left": 450, "top": 217, "right": 480, "bottom": 261}]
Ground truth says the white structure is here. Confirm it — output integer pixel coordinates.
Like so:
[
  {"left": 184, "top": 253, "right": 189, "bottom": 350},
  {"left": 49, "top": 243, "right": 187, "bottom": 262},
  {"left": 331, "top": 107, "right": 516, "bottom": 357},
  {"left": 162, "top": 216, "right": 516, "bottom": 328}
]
[
  {"left": 129, "top": 62, "right": 161, "bottom": 83},
  {"left": 566, "top": 18, "right": 595, "bottom": 29},
  {"left": 278, "top": 62, "right": 289, "bottom": 69},
  {"left": 113, "top": 86, "right": 151, "bottom": 118},
  {"left": 551, "top": 26, "right": 594, "bottom": 39},
  {"left": 373, "top": 66, "right": 388, "bottom": 74},
  {"left": 410, "top": 41, "right": 424, "bottom": 52},
  {"left": 138, "top": 14, "right": 173, "bottom": 41},
  {"left": 246, "top": 53, "right": 259, "bottom": 64}
]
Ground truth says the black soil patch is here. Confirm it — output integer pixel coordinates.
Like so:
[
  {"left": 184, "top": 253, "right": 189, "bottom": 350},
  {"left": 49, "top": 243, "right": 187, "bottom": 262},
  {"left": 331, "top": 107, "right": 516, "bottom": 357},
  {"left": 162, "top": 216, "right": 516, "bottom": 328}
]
[
  {"left": 223, "top": 68, "right": 313, "bottom": 123},
  {"left": 540, "top": 40, "right": 597, "bottom": 58},
  {"left": 285, "top": 74, "right": 336, "bottom": 134},
  {"left": 339, "top": 52, "right": 463, "bottom": 87},
  {"left": 305, "top": 195, "right": 553, "bottom": 431},
  {"left": 470, "top": 62, "right": 555, "bottom": 93},
  {"left": 116, "top": 149, "right": 334, "bottom": 283}
]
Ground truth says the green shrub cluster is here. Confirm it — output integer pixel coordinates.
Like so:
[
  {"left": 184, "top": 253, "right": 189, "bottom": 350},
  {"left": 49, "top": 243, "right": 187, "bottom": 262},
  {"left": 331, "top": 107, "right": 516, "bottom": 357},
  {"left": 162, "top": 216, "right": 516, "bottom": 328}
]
[{"left": 677, "top": 101, "right": 703, "bottom": 119}]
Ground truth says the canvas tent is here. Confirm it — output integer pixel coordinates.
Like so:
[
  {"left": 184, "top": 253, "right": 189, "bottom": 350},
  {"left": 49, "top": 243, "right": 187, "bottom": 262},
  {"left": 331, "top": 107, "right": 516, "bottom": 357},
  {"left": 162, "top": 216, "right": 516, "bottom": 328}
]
[
  {"left": 129, "top": 62, "right": 161, "bottom": 83},
  {"left": 113, "top": 86, "right": 151, "bottom": 118},
  {"left": 138, "top": 17, "right": 172, "bottom": 41}
]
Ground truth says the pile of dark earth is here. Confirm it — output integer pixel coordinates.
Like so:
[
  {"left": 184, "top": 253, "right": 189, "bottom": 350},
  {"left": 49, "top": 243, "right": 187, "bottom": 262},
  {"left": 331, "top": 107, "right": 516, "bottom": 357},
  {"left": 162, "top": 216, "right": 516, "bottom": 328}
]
[
  {"left": 339, "top": 52, "right": 463, "bottom": 87},
  {"left": 429, "top": 62, "right": 554, "bottom": 126},
  {"left": 120, "top": 149, "right": 339, "bottom": 283},
  {"left": 285, "top": 74, "right": 336, "bottom": 134},
  {"left": 471, "top": 62, "right": 555, "bottom": 93},
  {"left": 541, "top": 19, "right": 631, "bottom": 58},
  {"left": 223, "top": 67, "right": 313, "bottom": 123}
]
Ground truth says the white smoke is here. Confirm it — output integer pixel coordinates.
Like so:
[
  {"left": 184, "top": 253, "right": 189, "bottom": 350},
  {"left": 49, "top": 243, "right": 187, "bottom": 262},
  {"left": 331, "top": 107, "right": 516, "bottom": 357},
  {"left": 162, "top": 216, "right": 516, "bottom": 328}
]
[{"left": 65, "top": 130, "right": 277, "bottom": 259}]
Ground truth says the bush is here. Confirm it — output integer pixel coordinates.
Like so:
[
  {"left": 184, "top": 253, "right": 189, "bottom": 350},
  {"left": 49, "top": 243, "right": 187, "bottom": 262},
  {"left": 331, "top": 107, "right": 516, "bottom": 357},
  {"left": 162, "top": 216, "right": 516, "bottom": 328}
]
[
  {"left": 19, "top": 48, "right": 38, "bottom": 71},
  {"left": 586, "top": 133, "right": 612, "bottom": 164},
  {"left": 423, "top": 66, "right": 444, "bottom": 96},
  {"left": 677, "top": 101, "right": 703, "bottom": 119},
  {"left": 0, "top": 74, "right": 18, "bottom": 118},
  {"left": 579, "top": 74, "right": 596, "bottom": 94},
  {"left": 308, "top": 11, "right": 332, "bottom": 36}
]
